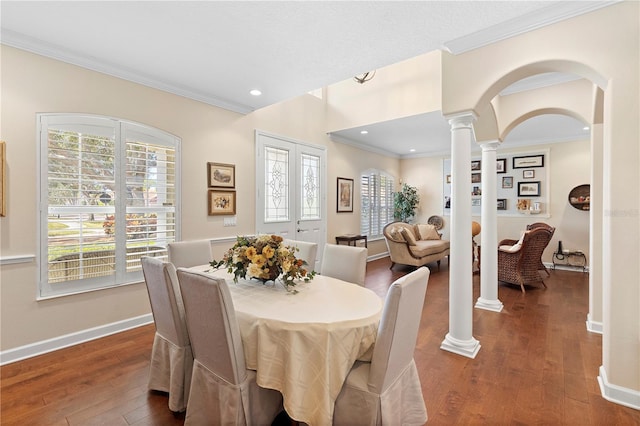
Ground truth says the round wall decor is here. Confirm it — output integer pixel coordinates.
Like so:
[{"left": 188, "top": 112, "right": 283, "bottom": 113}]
[{"left": 568, "top": 184, "right": 590, "bottom": 211}]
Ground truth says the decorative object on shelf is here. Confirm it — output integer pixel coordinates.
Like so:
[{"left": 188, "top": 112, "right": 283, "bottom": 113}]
[
  {"left": 208, "top": 162, "right": 235, "bottom": 188},
  {"left": 517, "top": 181, "right": 541, "bottom": 197},
  {"left": 354, "top": 70, "right": 375, "bottom": 84},
  {"left": 517, "top": 198, "right": 531, "bottom": 212},
  {"left": 427, "top": 215, "right": 444, "bottom": 230},
  {"left": 513, "top": 154, "right": 544, "bottom": 169},
  {"left": 394, "top": 183, "right": 420, "bottom": 222},
  {"left": 523, "top": 169, "right": 535, "bottom": 179},
  {"left": 502, "top": 176, "right": 513, "bottom": 189},
  {"left": 568, "top": 184, "right": 590, "bottom": 211},
  {"left": 497, "top": 199, "right": 507, "bottom": 210},
  {"left": 337, "top": 177, "right": 354, "bottom": 213},
  {"left": 496, "top": 158, "right": 507, "bottom": 173},
  {"left": 210, "top": 235, "right": 315, "bottom": 292},
  {"left": 208, "top": 190, "right": 236, "bottom": 215}
]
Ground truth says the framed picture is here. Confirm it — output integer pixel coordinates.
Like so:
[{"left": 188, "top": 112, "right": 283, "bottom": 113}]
[
  {"left": 337, "top": 177, "right": 354, "bottom": 213},
  {"left": 517, "top": 181, "right": 541, "bottom": 197},
  {"left": 471, "top": 160, "right": 481, "bottom": 171},
  {"left": 208, "top": 190, "right": 236, "bottom": 215},
  {"left": 0, "top": 141, "right": 5, "bottom": 217},
  {"left": 496, "top": 158, "right": 507, "bottom": 173},
  {"left": 523, "top": 169, "right": 535, "bottom": 179},
  {"left": 513, "top": 154, "right": 544, "bottom": 169},
  {"left": 444, "top": 196, "right": 451, "bottom": 209},
  {"left": 471, "top": 173, "right": 481, "bottom": 183},
  {"left": 446, "top": 174, "right": 451, "bottom": 184},
  {"left": 517, "top": 198, "right": 531, "bottom": 211},
  {"left": 497, "top": 199, "right": 507, "bottom": 210},
  {"left": 502, "top": 176, "right": 513, "bottom": 188},
  {"left": 472, "top": 198, "right": 481, "bottom": 207},
  {"left": 208, "top": 162, "right": 235, "bottom": 188}
]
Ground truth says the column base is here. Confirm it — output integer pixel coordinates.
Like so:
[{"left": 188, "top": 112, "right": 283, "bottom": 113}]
[
  {"left": 586, "top": 313, "right": 603, "bottom": 334},
  {"left": 440, "top": 333, "right": 481, "bottom": 359},
  {"left": 475, "top": 297, "right": 504, "bottom": 312}
]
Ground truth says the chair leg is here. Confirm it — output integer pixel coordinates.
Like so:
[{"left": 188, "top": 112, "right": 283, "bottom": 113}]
[
  {"left": 520, "top": 282, "right": 526, "bottom": 293},
  {"left": 543, "top": 266, "right": 551, "bottom": 277},
  {"left": 541, "top": 280, "right": 547, "bottom": 288},
  {"left": 389, "top": 262, "right": 396, "bottom": 270},
  {"left": 437, "top": 260, "right": 441, "bottom": 271}
]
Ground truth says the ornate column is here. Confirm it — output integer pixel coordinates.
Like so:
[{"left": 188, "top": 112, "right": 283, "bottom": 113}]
[
  {"left": 440, "top": 112, "right": 480, "bottom": 358},
  {"left": 475, "top": 141, "right": 503, "bottom": 312}
]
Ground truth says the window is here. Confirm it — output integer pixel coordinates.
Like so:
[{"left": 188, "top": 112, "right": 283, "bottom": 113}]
[
  {"left": 38, "top": 114, "right": 180, "bottom": 298},
  {"left": 360, "top": 170, "right": 394, "bottom": 239}
]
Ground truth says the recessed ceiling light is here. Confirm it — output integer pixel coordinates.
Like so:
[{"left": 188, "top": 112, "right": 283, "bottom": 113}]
[
  {"left": 583, "top": 126, "right": 590, "bottom": 130},
  {"left": 410, "top": 149, "right": 416, "bottom": 152},
  {"left": 250, "top": 89, "right": 262, "bottom": 96},
  {"left": 360, "top": 130, "right": 368, "bottom": 135}
]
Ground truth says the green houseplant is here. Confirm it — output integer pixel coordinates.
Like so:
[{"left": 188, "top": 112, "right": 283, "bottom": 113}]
[{"left": 394, "top": 183, "right": 420, "bottom": 223}]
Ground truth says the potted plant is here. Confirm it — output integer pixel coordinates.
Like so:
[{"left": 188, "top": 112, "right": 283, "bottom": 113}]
[{"left": 394, "top": 183, "right": 420, "bottom": 222}]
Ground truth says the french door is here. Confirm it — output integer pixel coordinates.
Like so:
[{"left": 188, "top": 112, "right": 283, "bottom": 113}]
[{"left": 255, "top": 131, "right": 326, "bottom": 270}]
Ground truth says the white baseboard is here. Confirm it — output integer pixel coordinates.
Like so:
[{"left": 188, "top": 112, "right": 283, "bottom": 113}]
[
  {"left": 598, "top": 365, "right": 640, "bottom": 410},
  {"left": 0, "top": 313, "right": 153, "bottom": 366},
  {"left": 586, "top": 314, "right": 603, "bottom": 334},
  {"left": 367, "top": 251, "right": 389, "bottom": 262}
]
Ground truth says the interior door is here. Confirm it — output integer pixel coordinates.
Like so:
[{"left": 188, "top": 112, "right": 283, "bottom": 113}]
[{"left": 255, "top": 131, "right": 326, "bottom": 270}]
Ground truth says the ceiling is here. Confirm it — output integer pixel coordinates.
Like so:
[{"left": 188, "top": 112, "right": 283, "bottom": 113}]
[{"left": 1, "top": 1, "right": 610, "bottom": 156}]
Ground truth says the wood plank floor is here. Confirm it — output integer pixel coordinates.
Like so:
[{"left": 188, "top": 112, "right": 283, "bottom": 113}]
[{"left": 2, "top": 257, "right": 639, "bottom": 425}]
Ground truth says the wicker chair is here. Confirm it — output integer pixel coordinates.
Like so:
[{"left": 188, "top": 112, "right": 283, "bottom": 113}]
[
  {"left": 498, "top": 227, "right": 554, "bottom": 293},
  {"left": 526, "top": 222, "right": 556, "bottom": 276}
]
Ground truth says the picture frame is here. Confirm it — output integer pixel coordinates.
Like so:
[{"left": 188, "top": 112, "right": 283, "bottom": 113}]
[
  {"left": 517, "top": 181, "right": 541, "bottom": 197},
  {"left": 496, "top": 158, "right": 507, "bottom": 174},
  {"left": 444, "top": 196, "right": 451, "bottom": 209},
  {"left": 523, "top": 169, "right": 535, "bottom": 179},
  {"left": 502, "top": 176, "right": 513, "bottom": 188},
  {"left": 207, "top": 162, "right": 235, "bottom": 188},
  {"left": 471, "top": 173, "right": 481, "bottom": 183},
  {"left": 471, "top": 160, "right": 481, "bottom": 171},
  {"left": 497, "top": 199, "right": 507, "bottom": 210},
  {"left": 337, "top": 177, "right": 354, "bottom": 213},
  {"left": 513, "top": 154, "right": 544, "bottom": 169},
  {"left": 446, "top": 174, "right": 451, "bottom": 184},
  {"left": 208, "top": 190, "right": 236, "bottom": 215},
  {"left": 517, "top": 198, "right": 531, "bottom": 211},
  {"left": 0, "top": 141, "right": 5, "bottom": 217}
]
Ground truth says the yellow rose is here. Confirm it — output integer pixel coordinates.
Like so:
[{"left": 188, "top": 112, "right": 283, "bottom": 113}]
[
  {"left": 245, "top": 246, "right": 257, "bottom": 260},
  {"left": 262, "top": 245, "right": 275, "bottom": 259},
  {"left": 253, "top": 255, "right": 267, "bottom": 267}
]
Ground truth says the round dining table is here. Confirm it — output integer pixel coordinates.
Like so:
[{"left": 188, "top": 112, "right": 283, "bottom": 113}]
[{"left": 194, "top": 266, "right": 383, "bottom": 426}]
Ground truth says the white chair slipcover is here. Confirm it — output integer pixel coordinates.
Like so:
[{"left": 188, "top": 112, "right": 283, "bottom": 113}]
[
  {"left": 320, "top": 243, "right": 367, "bottom": 286},
  {"left": 167, "top": 239, "right": 213, "bottom": 268},
  {"left": 333, "top": 266, "right": 430, "bottom": 425},
  {"left": 141, "top": 257, "right": 193, "bottom": 412},
  {"left": 283, "top": 239, "right": 318, "bottom": 271},
  {"left": 176, "top": 268, "right": 283, "bottom": 426}
]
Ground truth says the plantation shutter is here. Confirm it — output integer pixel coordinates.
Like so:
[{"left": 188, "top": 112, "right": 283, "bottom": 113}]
[{"left": 360, "top": 171, "right": 394, "bottom": 239}]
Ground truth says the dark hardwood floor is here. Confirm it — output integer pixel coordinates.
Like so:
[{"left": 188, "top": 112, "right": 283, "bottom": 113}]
[{"left": 2, "top": 257, "right": 639, "bottom": 425}]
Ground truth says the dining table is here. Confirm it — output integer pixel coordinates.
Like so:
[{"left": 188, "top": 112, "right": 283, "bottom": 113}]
[{"left": 191, "top": 265, "right": 383, "bottom": 426}]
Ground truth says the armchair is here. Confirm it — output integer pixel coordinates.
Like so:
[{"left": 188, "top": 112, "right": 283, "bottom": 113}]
[
  {"left": 498, "top": 227, "right": 554, "bottom": 293},
  {"left": 526, "top": 222, "right": 556, "bottom": 277}
]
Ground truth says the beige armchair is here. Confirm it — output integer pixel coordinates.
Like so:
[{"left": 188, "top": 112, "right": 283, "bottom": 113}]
[{"left": 383, "top": 221, "right": 450, "bottom": 271}]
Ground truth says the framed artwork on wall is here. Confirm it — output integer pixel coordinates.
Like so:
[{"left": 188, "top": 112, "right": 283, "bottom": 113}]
[
  {"left": 496, "top": 158, "right": 507, "bottom": 173},
  {"left": 513, "top": 154, "right": 544, "bottom": 169},
  {"left": 497, "top": 199, "right": 507, "bottom": 210},
  {"left": 523, "top": 169, "right": 535, "bottom": 179},
  {"left": 471, "top": 160, "right": 481, "bottom": 171},
  {"left": 208, "top": 162, "right": 235, "bottom": 188},
  {"left": 471, "top": 173, "right": 481, "bottom": 183},
  {"left": 517, "top": 181, "right": 541, "bottom": 197},
  {"left": 337, "top": 177, "right": 353, "bottom": 213},
  {"left": 502, "top": 176, "right": 513, "bottom": 188},
  {"left": 208, "top": 190, "right": 236, "bottom": 215}
]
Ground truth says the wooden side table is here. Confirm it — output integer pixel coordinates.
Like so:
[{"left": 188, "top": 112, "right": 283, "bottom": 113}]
[{"left": 335, "top": 234, "right": 368, "bottom": 248}]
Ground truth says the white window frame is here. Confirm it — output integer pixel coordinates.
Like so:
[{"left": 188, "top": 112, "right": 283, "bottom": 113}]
[
  {"left": 37, "top": 114, "right": 181, "bottom": 299},
  {"left": 360, "top": 169, "right": 395, "bottom": 239}
]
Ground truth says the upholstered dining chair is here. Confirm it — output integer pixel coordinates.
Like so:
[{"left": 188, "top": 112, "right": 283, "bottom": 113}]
[
  {"left": 283, "top": 239, "right": 318, "bottom": 271},
  {"left": 333, "top": 267, "right": 430, "bottom": 425},
  {"left": 175, "top": 268, "right": 283, "bottom": 426},
  {"left": 526, "top": 222, "right": 556, "bottom": 276},
  {"left": 141, "top": 257, "right": 193, "bottom": 413},
  {"left": 498, "top": 226, "right": 554, "bottom": 293},
  {"left": 167, "top": 239, "right": 212, "bottom": 268},
  {"left": 320, "top": 243, "right": 367, "bottom": 286}
]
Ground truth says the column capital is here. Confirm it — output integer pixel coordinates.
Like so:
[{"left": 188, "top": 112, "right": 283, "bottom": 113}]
[
  {"left": 479, "top": 140, "right": 501, "bottom": 151},
  {"left": 445, "top": 111, "right": 477, "bottom": 130}
]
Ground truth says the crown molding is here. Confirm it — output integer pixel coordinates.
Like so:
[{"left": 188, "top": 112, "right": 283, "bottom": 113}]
[
  {"left": 328, "top": 134, "right": 400, "bottom": 159},
  {"left": 0, "top": 29, "right": 254, "bottom": 115},
  {"left": 443, "top": 1, "right": 621, "bottom": 55}
]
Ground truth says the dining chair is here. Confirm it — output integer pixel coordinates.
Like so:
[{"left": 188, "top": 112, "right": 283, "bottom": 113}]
[
  {"left": 320, "top": 243, "right": 367, "bottom": 286},
  {"left": 283, "top": 239, "right": 318, "bottom": 271},
  {"left": 175, "top": 268, "right": 283, "bottom": 426},
  {"left": 333, "top": 266, "right": 430, "bottom": 425},
  {"left": 141, "top": 257, "right": 193, "bottom": 413},
  {"left": 167, "top": 239, "right": 212, "bottom": 268}
]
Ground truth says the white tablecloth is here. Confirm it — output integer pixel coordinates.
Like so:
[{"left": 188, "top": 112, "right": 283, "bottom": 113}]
[{"left": 194, "top": 266, "right": 383, "bottom": 426}]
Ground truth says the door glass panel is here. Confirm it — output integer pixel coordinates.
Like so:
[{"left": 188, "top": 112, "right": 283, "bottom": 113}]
[
  {"left": 265, "top": 146, "right": 289, "bottom": 222},
  {"left": 301, "top": 153, "right": 320, "bottom": 220}
]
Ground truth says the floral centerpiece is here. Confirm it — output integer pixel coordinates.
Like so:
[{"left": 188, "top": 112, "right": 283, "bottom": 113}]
[{"left": 210, "top": 235, "right": 315, "bottom": 292}]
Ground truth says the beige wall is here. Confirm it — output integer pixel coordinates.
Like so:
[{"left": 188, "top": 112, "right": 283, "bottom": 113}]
[{"left": 0, "top": 45, "right": 398, "bottom": 351}]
